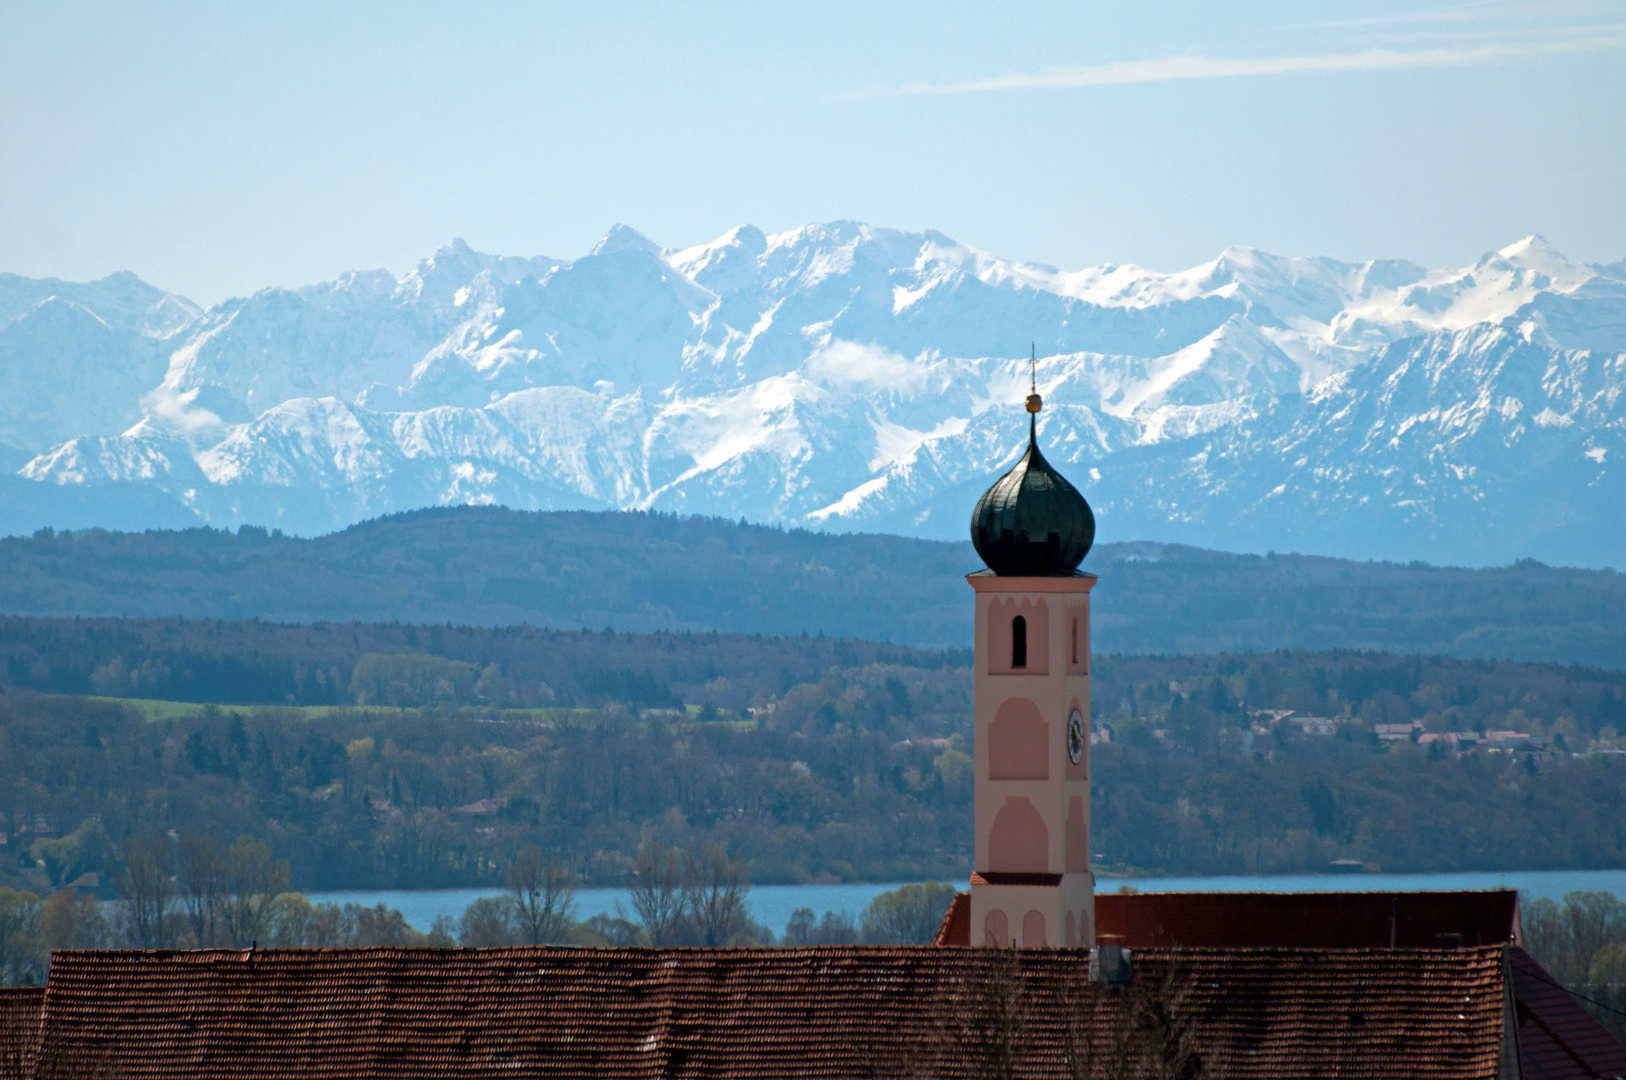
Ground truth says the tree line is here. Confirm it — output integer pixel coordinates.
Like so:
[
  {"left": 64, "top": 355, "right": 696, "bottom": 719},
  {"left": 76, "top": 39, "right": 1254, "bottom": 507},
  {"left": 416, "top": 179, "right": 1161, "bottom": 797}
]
[
  {"left": 0, "top": 826, "right": 958, "bottom": 986},
  {"left": 0, "top": 613, "right": 965, "bottom": 709}
]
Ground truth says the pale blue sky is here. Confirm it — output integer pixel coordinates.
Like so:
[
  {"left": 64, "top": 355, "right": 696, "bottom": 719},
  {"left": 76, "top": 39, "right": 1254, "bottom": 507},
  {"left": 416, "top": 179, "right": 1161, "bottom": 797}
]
[{"left": 2, "top": 0, "right": 1623, "bottom": 305}]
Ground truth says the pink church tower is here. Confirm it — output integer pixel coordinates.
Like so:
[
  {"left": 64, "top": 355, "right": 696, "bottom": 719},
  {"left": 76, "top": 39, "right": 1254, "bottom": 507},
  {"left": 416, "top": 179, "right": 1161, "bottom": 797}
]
[{"left": 967, "top": 382, "right": 1097, "bottom": 949}]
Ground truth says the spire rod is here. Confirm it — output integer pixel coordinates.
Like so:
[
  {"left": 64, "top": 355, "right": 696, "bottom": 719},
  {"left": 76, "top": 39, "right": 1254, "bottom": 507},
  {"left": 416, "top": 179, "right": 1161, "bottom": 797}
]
[{"left": 1025, "top": 343, "right": 1042, "bottom": 417}]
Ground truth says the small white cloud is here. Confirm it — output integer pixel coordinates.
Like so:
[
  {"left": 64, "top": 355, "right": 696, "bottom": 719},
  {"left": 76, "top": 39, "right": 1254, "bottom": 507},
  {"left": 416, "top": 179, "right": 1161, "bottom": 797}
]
[
  {"left": 1533, "top": 408, "right": 1573, "bottom": 428},
  {"left": 804, "top": 340, "right": 926, "bottom": 391}
]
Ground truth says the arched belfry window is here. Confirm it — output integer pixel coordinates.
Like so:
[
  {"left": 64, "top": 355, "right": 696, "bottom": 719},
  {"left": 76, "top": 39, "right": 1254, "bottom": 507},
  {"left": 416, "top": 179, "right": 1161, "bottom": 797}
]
[{"left": 989, "top": 600, "right": 1047, "bottom": 675}]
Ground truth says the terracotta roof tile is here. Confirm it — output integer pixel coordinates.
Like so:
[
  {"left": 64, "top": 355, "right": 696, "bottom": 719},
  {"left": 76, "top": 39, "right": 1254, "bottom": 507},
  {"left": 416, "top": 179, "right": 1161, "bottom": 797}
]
[
  {"left": 0, "top": 988, "right": 43, "bottom": 1023},
  {"left": 933, "top": 891, "right": 969, "bottom": 947},
  {"left": 34, "top": 945, "right": 1510, "bottom": 1080},
  {"left": 0, "top": 986, "right": 44, "bottom": 1076}
]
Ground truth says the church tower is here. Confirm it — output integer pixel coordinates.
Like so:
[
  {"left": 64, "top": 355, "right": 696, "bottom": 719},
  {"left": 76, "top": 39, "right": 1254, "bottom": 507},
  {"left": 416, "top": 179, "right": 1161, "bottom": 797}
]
[{"left": 967, "top": 378, "right": 1097, "bottom": 949}]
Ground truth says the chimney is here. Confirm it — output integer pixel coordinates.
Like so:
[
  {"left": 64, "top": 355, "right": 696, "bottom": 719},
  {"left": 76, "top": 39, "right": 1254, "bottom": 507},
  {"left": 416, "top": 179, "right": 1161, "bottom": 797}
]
[{"left": 1091, "top": 934, "right": 1131, "bottom": 985}]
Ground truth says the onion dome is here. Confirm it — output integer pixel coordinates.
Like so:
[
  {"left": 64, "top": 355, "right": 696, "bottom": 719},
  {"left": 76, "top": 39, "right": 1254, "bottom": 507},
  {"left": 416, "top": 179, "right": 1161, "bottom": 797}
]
[{"left": 970, "top": 392, "right": 1095, "bottom": 575}]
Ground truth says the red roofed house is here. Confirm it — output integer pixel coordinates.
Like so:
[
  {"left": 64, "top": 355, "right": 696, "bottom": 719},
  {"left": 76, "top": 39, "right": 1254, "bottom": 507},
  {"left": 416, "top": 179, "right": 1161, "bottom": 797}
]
[{"left": 0, "top": 944, "right": 1544, "bottom": 1080}]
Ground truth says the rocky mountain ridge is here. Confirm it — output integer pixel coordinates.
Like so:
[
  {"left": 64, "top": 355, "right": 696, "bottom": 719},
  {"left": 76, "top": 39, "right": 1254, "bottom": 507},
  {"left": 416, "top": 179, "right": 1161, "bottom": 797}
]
[{"left": 2, "top": 225, "right": 1621, "bottom": 566}]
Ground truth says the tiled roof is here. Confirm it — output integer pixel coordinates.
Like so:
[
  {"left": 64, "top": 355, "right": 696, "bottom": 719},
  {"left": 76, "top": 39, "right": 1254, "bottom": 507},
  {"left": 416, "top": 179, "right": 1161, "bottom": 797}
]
[
  {"left": 933, "top": 891, "right": 969, "bottom": 947},
  {"left": 1509, "top": 946, "right": 1626, "bottom": 1080},
  {"left": 34, "top": 945, "right": 1509, "bottom": 1080},
  {"left": 1094, "top": 889, "right": 1522, "bottom": 949},
  {"left": 0, "top": 987, "right": 43, "bottom": 1024},
  {"left": 933, "top": 889, "right": 1626, "bottom": 1078},
  {"left": 0, "top": 987, "right": 43, "bottom": 1074}
]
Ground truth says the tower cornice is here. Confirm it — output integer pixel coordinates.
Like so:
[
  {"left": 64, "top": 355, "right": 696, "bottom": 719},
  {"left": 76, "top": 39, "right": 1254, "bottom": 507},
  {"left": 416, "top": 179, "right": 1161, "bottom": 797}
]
[{"left": 966, "top": 571, "right": 1097, "bottom": 594}]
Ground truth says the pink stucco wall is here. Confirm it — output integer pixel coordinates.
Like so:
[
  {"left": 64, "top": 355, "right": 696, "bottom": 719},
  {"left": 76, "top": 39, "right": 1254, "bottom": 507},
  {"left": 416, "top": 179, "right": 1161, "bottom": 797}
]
[
  {"left": 988, "top": 697, "right": 1049, "bottom": 780},
  {"left": 988, "top": 796, "right": 1049, "bottom": 873}
]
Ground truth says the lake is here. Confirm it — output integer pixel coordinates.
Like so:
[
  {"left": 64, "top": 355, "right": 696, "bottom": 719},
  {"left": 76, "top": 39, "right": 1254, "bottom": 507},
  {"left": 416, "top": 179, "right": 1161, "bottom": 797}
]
[{"left": 307, "top": 868, "right": 1626, "bottom": 934}]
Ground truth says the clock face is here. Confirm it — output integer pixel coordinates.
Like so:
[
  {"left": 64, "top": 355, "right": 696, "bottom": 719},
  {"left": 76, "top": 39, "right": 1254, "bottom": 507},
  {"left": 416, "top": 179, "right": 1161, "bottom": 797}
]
[{"left": 1067, "top": 708, "right": 1085, "bottom": 765}]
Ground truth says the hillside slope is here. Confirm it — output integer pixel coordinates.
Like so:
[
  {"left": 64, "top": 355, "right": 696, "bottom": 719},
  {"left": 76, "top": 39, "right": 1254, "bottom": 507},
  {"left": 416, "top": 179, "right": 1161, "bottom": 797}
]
[{"left": 2, "top": 508, "right": 1622, "bottom": 665}]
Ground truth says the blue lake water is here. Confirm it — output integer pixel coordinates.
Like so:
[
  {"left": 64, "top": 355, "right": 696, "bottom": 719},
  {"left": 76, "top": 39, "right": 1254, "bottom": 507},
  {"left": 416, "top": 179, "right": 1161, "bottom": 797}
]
[
  {"left": 307, "top": 869, "right": 1626, "bottom": 934},
  {"left": 304, "top": 881, "right": 909, "bottom": 936}
]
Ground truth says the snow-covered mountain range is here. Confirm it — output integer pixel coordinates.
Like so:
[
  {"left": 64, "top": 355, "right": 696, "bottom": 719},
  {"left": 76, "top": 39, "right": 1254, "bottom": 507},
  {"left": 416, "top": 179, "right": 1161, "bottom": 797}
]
[{"left": 3, "top": 225, "right": 1623, "bottom": 566}]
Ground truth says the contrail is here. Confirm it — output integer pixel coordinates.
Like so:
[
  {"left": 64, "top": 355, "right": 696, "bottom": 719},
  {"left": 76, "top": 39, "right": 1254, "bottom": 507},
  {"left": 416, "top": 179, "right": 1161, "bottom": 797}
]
[{"left": 843, "top": 33, "right": 1626, "bottom": 99}]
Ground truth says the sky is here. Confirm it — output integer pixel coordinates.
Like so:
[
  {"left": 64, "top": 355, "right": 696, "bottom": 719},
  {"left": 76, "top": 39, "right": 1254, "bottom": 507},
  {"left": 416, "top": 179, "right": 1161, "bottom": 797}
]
[{"left": 2, "top": 0, "right": 1623, "bottom": 306}]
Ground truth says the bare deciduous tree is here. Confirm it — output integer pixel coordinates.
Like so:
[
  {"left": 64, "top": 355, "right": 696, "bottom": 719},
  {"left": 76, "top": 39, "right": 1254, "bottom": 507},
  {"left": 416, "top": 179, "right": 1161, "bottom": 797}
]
[
  {"left": 629, "top": 840, "right": 685, "bottom": 946},
  {"left": 506, "top": 845, "right": 575, "bottom": 945},
  {"left": 957, "top": 948, "right": 1029, "bottom": 1080},
  {"left": 905, "top": 953, "right": 1205, "bottom": 1080},
  {"left": 1061, "top": 959, "right": 1205, "bottom": 1080},
  {"left": 177, "top": 833, "right": 224, "bottom": 948},
  {"left": 890, "top": 947, "right": 1029, "bottom": 1080},
  {"left": 115, "top": 834, "right": 172, "bottom": 949},
  {"left": 682, "top": 843, "right": 747, "bottom": 948},
  {"left": 218, "top": 836, "right": 289, "bottom": 948}
]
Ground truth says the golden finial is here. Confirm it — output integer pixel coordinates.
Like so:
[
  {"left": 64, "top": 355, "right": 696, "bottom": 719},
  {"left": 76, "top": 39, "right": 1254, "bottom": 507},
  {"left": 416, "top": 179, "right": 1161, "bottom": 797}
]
[{"left": 1025, "top": 342, "right": 1042, "bottom": 413}]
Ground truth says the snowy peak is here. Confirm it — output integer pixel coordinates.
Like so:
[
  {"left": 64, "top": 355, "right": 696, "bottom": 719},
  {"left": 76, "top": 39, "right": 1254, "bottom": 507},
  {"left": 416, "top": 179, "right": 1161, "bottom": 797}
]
[
  {"left": 0, "top": 278, "right": 196, "bottom": 453},
  {"left": 1138, "top": 316, "right": 1302, "bottom": 412},
  {"left": 670, "top": 225, "right": 769, "bottom": 296},
  {"left": 0, "top": 270, "right": 200, "bottom": 338},
  {"left": 591, "top": 223, "right": 664, "bottom": 258},
  {"left": 1493, "top": 234, "right": 1592, "bottom": 287},
  {"left": 4, "top": 226, "right": 1622, "bottom": 568},
  {"left": 398, "top": 239, "right": 564, "bottom": 311}
]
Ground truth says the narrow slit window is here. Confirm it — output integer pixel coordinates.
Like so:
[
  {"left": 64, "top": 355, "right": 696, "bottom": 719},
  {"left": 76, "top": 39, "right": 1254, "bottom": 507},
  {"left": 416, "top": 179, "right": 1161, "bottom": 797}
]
[
  {"left": 1012, "top": 616, "right": 1027, "bottom": 669},
  {"left": 1071, "top": 617, "right": 1078, "bottom": 666}
]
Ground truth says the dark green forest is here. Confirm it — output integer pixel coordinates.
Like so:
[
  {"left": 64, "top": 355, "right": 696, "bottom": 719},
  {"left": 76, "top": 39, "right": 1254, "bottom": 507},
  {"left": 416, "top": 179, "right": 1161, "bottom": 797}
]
[
  {"left": 3, "top": 507, "right": 1623, "bottom": 663},
  {"left": 0, "top": 614, "right": 961, "bottom": 709},
  {"left": 1, "top": 618, "right": 1624, "bottom": 893}
]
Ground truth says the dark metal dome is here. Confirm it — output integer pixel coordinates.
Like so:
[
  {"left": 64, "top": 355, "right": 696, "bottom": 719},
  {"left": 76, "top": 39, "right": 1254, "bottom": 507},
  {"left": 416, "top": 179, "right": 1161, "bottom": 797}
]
[{"left": 970, "top": 410, "right": 1095, "bottom": 576}]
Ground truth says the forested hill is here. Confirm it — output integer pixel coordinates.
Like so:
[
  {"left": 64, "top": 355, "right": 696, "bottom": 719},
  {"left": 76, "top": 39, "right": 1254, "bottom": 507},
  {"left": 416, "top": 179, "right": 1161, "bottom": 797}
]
[
  {"left": 2, "top": 507, "right": 1623, "bottom": 665},
  {"left": 3, "top": 648, "right": 1624, "bottom": 892}
]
